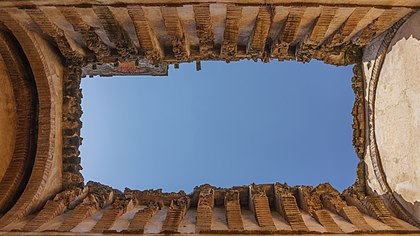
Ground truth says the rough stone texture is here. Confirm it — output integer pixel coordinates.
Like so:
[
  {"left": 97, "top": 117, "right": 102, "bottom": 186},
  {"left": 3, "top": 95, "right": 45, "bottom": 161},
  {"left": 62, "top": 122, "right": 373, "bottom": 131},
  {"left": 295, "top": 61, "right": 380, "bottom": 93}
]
[
  {"left": 196, "top": 187, "right": 214, "bottom": 232},
  {"left": 274, "top": 183, "right": 308, "bottom": 231},
  {"left": 161, "top": 196, "right": 190, "bottom": 233},
  {"left": 339, "top": 206, "right": 373, "bottom": 231},
  {"left": 57, "top": 182, "right": 115, "bottom": 232},
  {"left": 316, "top": 183, "right": 347, "bottom": 215},
  {"left": 0, "top": 182, "right": 418, "bottom": 234},
  {"left": 126, "top": 204, "right": 159, "bottom": 233},
  {"left": 90, "top": 191, "right": 134, "bottom": 233},
  {"left": 296, "top": 186, "right": 322, "bottom": 216},
  {"left": 22, "top": 186, "right": 86, "bottom": 231},
  {"left": 62, "top": 67, "right": 84, "bottom": 189},
  {"left": 224, "top": 190, "right": 244, "bottom": 230},
  {"left": 0, "top": 3, "right": 403, "bottom": 67},
  {"left": 351, "top": 63, "right": 366, "bottom": 160},
  {"left": 249, "top": 184, "right": 276, "bottom": 230},
  {"left": 313, "top": 209, "right": 343, "bottom": 233}
]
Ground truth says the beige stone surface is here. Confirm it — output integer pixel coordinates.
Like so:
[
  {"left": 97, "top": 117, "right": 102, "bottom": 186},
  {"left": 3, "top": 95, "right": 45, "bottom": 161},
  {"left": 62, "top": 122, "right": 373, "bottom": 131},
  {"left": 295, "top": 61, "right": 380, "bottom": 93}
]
[
  {"left": 0, "top": 53, "right": 16, "bottom": 182},
  {"left": 374, "top": 10, "right": 420, "bottom": 219},
  {"left": 362, "top": 32, "right": 387, "bottom": 196},
  {"left": 271, "top": 211, "right": 292, "bottom": 231},
  {"left": 211, "top": 206, "right": 228, "bottom": 230}
]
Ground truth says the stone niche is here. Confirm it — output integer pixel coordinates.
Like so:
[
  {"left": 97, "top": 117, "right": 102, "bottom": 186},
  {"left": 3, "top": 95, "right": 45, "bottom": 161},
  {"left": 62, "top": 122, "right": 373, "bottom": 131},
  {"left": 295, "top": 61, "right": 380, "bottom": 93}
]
[{"left": 363, "top": 10, "right": 420, "bottom": 222}]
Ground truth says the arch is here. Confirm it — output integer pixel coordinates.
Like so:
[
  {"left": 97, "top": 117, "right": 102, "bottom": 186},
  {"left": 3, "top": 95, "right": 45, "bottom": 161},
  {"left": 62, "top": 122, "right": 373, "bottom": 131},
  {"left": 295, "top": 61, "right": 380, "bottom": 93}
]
[
  {"left": 366, "top": 11, "right": 420, "bottom": 227},
  {"left": 0, "top": 27, "right": 38, "bottom": 214},
  {"left": 0, "top": 11, "right": 58, "bottom": 227}
]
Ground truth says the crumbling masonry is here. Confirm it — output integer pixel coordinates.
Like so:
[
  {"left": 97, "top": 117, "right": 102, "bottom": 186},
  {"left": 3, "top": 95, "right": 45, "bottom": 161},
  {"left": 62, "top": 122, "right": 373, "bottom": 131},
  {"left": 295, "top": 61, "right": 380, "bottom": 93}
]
[{"left": 0, "top": 0, "right": 419, "bottom": 235}]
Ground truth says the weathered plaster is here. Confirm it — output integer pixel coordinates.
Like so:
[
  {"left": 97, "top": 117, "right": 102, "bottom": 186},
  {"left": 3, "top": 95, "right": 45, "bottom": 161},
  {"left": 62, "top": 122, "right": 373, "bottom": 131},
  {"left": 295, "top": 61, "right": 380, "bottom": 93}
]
[
  {"left": 362, "top": 10, "right": 420, "bottom": 223},
  {"left": 375, "top": 10, "right": 420, "bottom": 220}
]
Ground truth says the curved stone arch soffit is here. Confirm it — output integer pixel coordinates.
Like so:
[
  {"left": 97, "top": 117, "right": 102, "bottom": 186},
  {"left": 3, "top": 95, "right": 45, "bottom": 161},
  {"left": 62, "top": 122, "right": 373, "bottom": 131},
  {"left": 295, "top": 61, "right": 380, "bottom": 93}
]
[
  {"left": 367, "top": 11, "right": 420, "bottom": 228},
  {"left": 0, "top": 11, "right": 57, "bottom": 227},
  {"left": 0, "top": 27, "right": 38, "bottom": 214}
]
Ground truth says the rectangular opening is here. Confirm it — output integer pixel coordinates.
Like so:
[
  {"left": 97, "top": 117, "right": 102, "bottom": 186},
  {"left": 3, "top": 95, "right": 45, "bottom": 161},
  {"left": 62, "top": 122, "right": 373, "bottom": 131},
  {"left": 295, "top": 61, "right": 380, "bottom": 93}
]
[{"left": 80, "top": 60, "right": 357, "bottom": 193}]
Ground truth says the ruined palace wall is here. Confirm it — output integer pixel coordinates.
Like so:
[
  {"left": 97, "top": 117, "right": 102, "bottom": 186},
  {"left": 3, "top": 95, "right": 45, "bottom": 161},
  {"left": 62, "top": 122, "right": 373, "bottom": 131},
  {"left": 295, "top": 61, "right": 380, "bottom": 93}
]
[
  {"left": 362, "top": 10, "right": 420, "bottom": 222},
  {"left": 0, "top": 52, "right": 17, "bottom": 182}
]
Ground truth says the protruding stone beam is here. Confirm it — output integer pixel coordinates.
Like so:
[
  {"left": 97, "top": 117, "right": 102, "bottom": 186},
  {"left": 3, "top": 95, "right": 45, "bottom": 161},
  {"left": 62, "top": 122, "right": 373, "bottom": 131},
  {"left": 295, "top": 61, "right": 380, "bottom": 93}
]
[
  {"left": 127, "top": 5, "right": 163, "bottom": 65},
  {"left": 329, "top": 7, "right": 371, "bottom": 46},
  {"left": 249, "top": 184, "right": 276, "bottom": 231},
  {"left": 161, "top": 7, "right": 190, "bottom": 62},
  {"left": 221, "top": 5, "right": 242, "bottom": 63},
  {"left": 272, "top": 7, "right": 305, "bottom": 61},
  {"left": 25, "top": 8, "right": 84, "bottom": 65},
  {"left": 339, "top": 206, "right": 373, "bottom": 231},
  {"left": 313, "top": 210, "right": 343, "bottom": 233},
  {"left": 316, "top": 184, "right": 346, "bottom": 233},
  {"left": 93, "top": 6, "right": 137, "bottom": 58},
  {"left": 364, "top": 197, "right": 404, "bottom": 230},
  {"left": 343, "top": 193, "right": 369, "bottom": 216},
  {"left": 307, "top": 7, "right": 338, "bottom": 45},
  {"left": 196, "top": 188, "right": 214, "bottom": 233},
  {"left": 91, "top": 195, "right": 134, "bottom": 233},
  {"left": 57, "top": 195, "right": 101, "bottom": 231},
  {"left": 317, "top": 184, "right": 347, "bottom": 215},
  {"left": 274, "top": 183, "right": 308, "bottom": 231},
  {"left": 23, "top": 187, "right": 87, "bottom": 231},
  {"left": 57, "top": 182, "right": 114, "bottom": 232},
  {"left": 127, "top": 204, "right": 159, "bottom": 232},
  {"left": 247, "top": 6, "right": 272, "bottom": 61},
  {"left": 225, "top": 190, "right": 244, "bottom": 230},
  {"left": 296, "top": 185, "right": 342, "bottom": 233},
  {"left": 296, "top": 186, "right": 322, "bottom": 216},
  {"left": 161, "top": 196, "right": 190, "bottom": 233},
  {"left": 295, "top": 6, "right": 337, "bottom": 62},
  {"left": 193, "top": 4, "right": 214, "bottom": 59},
  {"left": 59, "top": 7, "right": 112, "bottom": 62},
  {"left": 355, "top": 8, "right": 412, "bottom": 45}
]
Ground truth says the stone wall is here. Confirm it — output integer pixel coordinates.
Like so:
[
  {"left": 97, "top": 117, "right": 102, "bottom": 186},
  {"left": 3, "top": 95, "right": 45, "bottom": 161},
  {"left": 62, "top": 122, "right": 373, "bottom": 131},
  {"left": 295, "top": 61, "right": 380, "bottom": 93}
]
[
  {"left": 0, "top": 1, "right": 419, "bottom": 232},
  {"left": 362, "top": 10, "right": 420, "bottom": 224},
  {"left": 0, "top": 11, "right": 65, "bottom": 226}
]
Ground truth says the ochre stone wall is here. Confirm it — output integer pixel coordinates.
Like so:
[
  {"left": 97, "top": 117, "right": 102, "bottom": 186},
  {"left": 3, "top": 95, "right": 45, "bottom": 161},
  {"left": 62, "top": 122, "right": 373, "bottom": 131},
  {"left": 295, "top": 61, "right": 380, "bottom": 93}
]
[
  {"left": 0, "top": 51, "right": 16, "bottom": 182},
  {"left": 0, "top": 11, "right": 64, "bottom": 226}
]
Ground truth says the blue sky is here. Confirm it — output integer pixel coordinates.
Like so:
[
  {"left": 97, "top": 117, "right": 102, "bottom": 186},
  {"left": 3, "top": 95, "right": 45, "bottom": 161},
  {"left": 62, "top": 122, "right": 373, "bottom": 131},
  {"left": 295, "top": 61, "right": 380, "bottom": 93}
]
[{"left": 80, "top": 60, "right": 357, "bottom": 193}]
